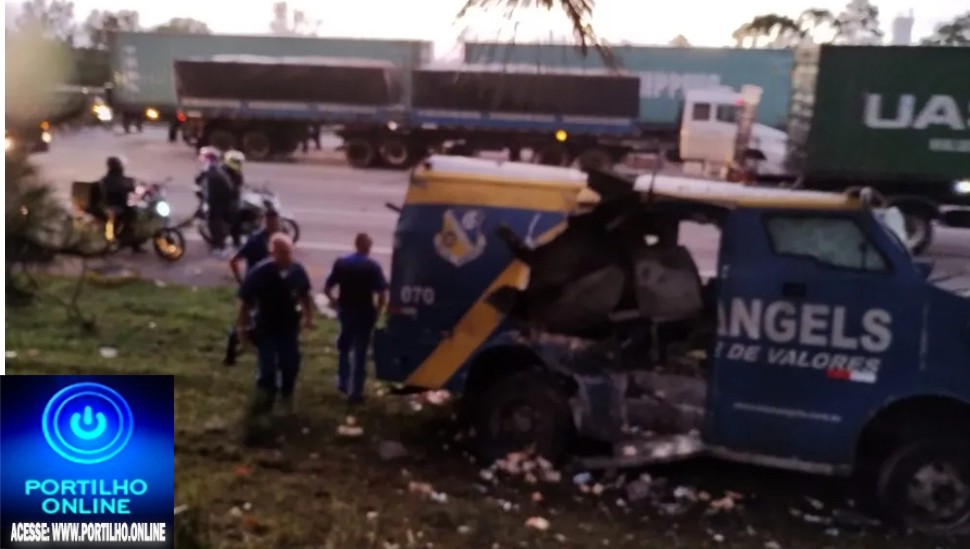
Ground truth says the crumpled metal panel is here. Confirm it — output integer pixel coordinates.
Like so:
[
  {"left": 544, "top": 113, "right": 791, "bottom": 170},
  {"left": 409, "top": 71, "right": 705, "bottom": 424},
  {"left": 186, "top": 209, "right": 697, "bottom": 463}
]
[{"left": 631, "top": 245, "right": 704, "bottom": 322}]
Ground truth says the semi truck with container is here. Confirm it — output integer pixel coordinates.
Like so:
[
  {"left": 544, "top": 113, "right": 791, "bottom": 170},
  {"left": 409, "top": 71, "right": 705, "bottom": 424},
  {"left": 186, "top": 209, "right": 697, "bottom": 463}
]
[
  {"left": 174, "top": 56, "right": 772, "bottom": 174},
  {"left": 776, "top": 45, "right": 970, "bottom": 254},
  {"left": 108, "top": 31, "right": 432, "bottom": 140}
]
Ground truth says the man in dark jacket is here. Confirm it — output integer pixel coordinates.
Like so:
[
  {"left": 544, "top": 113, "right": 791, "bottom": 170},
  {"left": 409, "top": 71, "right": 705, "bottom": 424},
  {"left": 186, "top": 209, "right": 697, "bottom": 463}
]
[
  {"left": 99, "top": 156, "right": 139, "bottom": 249},
  {"left": 223, "top": 150, "right": 246, "bottom": 250},
  {"left": 223, "top": 209, "right": 282, "bottom": 366},
  {"left": 199, "top": 155, "right": 235, "bottom": 257}
]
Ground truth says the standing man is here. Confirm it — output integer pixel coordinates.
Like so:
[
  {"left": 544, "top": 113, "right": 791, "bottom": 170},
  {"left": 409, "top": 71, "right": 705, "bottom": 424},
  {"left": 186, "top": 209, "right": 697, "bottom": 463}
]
[
  {"left": 237, "top": 233, "right": 313, "bottom": 416},
  {"left": 323, "top": 233, "right": 388, "bottom": 405},
  {"left": 224, "top": 209, "right": 283, "bottom": 366},
  {"left": 222, "top": 150, "right": 246, "bottom": 250}
]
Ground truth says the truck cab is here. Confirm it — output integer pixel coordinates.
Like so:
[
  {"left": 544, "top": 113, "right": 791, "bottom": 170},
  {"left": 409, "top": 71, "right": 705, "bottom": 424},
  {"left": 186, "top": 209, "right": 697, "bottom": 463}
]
[{"left": 374, "top": 155, "right": 970, "bottom": 533}]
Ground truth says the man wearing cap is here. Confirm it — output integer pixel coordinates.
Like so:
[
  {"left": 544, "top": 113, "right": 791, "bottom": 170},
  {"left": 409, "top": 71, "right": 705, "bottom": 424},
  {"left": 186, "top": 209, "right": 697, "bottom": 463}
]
[
  {"left": 323, "top": 233, "right": 388, "bottom": 405},
  {"left": 223, "top": 210, "right": 283, "bottom": 366}
]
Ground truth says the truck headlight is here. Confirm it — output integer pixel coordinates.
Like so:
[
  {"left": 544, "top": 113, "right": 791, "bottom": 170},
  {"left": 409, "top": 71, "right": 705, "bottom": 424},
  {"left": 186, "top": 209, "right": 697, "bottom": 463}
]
[
  {"left": 145, "top": 108, "right": 160, "bottom": 121},
  {"left": 94, "top": 105, "right": 113, "bottom": 122},
  {"left": 955, "top": 180, "right": 970, "bottom": 195},
  {"left": 41, "top": 131, "right": 52, "bottom": 144},
  {"left": 155, "top": 201, "right": 171, "bottom": 217}
]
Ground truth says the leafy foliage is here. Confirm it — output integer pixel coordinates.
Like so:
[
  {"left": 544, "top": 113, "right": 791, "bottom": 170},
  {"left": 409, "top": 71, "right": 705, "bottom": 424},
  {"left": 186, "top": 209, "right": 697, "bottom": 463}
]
[
  {"left": 82, "top": 9, "right": 141, "bottom": 49},
  {"left": 458, "top": 0, "right": 615, "bottom": 66},
  {"left": 153, "top": 17, "right": 212, "bottom": 35},
  {"left": 921, "top": 11, "right": 970, "bottom": 46}
]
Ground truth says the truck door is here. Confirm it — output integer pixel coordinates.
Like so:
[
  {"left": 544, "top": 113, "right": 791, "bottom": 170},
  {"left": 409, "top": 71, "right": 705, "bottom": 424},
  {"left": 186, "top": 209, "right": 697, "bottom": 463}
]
[{"left": 706, "top": 209, "right": 925, "bottom": 466}]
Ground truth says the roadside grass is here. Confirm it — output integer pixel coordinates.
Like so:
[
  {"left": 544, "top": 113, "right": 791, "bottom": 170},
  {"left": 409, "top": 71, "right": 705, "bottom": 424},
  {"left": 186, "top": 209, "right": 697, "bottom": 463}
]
[{"left": 4, "top": 278, "right": 959, "bottom": 549}]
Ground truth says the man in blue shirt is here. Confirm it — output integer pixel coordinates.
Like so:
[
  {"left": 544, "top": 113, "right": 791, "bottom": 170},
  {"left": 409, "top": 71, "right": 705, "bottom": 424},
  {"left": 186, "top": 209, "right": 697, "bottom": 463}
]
[
  {"left": 324, "top": 233, "right": 388, "bottom": 404},
  {"left": 223, "top": 210, "right": 282, "bottom": 366},
  {"left": 237, "top": 233, "right": 313, "bottom": 416}
]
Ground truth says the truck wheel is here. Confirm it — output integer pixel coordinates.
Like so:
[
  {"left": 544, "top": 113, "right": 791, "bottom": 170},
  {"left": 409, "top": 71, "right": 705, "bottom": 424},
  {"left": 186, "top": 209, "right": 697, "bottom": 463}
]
[
  {"left": 902, "top": 212, "right": 934, "bottom": 255},
  {"left": 345, "top": 138, "right": 377, "bottom": 169},
  {"left": 379, "top": 137, "right": 412, "bottom": 169},
  {"left": 576, "top": 148, "right": 614, "bottom": 172},
  {"left": 208, "top": 129, "right": 236, "bottom": 152},
  {"left": 875, "top": 434, "right": 970, "bottom": 534},
  {"left": 242, "top": 130, "right": 271, "bottom": 161},
  {"left": 534, "top": 143, "right": 570, "bottom": 167},
  {"left": 472, "top": 370, "right": 574, "bottom": 466}
]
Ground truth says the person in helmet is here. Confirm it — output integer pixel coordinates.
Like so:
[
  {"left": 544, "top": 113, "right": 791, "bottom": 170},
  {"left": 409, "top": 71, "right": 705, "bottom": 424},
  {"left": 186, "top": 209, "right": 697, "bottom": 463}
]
[
  {"left": 222, "top": 150, "right": 246, "bottom": 250},
  {"left": 98, "top": 156, "right": 139, "bottom": 250}
]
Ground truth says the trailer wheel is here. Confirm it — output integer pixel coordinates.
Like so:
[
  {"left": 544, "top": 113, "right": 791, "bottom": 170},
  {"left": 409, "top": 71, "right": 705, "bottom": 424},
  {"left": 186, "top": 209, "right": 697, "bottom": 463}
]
[
  {"left": 379, "top": 137, "right": 412, "bottom": 169},
  {"left": 345, "top": 138, "right": 377, "bottom": 169},
  {"left": 242, "top": 130, "right": 272, "bottom": 161},
  {"left": 208, "top": 129, "right": 236, "bottom": 152},
  {"left": 472, "top": 370, "right": 575, "bottom": 466},
  {"left": 576, "top": 148, "right": 614, "bottom": 172},
  {"left": 534, "top": 143, "right": 570, "bottom": 166}
]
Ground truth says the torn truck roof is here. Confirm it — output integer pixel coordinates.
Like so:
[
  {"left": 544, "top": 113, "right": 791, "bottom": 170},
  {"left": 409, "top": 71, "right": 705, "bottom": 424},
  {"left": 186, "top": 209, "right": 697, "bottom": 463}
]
[{"left": 411, "top": 156, "right": 864, "bottom": 211}]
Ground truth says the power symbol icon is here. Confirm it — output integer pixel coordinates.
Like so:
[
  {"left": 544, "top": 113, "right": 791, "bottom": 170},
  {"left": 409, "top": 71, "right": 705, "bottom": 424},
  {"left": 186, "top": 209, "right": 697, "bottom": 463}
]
[{"left": 70, "top": 405, "right": 108, "bottom": 440}]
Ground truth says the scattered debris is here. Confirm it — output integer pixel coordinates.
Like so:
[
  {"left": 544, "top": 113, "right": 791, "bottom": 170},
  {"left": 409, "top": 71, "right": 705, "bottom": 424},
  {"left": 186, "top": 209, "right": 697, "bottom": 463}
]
[
  {"left": 531, "top": 492, "right": 543, "bottom": 503},
  {"left": 573, "top": 472, "right": 593, "bottom": 486},
  {"left": 806, "top": 497, "right": 825, "bottom": 511},
  {"left": 337, "top": 415, "right": 364, "bottom": 438},
  {"left": 824, "top": 528, "right": 840, "bottom": 537},
  {"left": 5, "top": 351, "right": 16, "bottom": 359},
  {"left": 366, "top": 511, "right": 379, "bottom": 520},
  {"left": 378, "top": 440, "right": 409, "bottom": 461},
  {"left": 457, "top": 525, "right": 471, "bottom": 535},
  {"left": 242, "top": 502, "right": 252, "bottom": 511},
  {"left": 525, "top": 517, "right": 550, "bottom": 531},
  {"left": 228, "top": 506, "right": 243, "bottom": 518},
  {"left": 712, "top": 533, "right": 725, "bottom": 543},
  {"left": 407, "top": 482, "right": 433, "bottom": 497},
  {"left": 99, "top": 347, "right": 118, "bottom": 359},
  {"left": 174, "top": 505, "right": 188, "bottom": 515},
  {"left": 154, "top": 280, "right": 167, "bottom": 288},
  {"left": 233, "top": 465, "right": 252, "bottom": 478},
  {"left": 764, "top": 541, "right": 781, "bottom": 549},
  {"left": 625, "top": 478, "right": 651, "bottom": 502},
  {"left": 709, "top": 495, "right": 737, "bottom": 512}
]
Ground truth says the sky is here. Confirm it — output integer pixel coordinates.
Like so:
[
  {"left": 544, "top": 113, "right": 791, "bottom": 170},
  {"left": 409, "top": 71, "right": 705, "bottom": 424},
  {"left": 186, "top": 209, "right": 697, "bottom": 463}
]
[{"left": 4, "top": 0, "right": 965, "bottom": 55}]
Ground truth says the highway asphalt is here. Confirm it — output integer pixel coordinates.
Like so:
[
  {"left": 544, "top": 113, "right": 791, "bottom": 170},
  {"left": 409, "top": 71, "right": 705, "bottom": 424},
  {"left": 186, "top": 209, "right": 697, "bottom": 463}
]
[{"left": 32, "top": 126, "right": 970, "bottom": 293}]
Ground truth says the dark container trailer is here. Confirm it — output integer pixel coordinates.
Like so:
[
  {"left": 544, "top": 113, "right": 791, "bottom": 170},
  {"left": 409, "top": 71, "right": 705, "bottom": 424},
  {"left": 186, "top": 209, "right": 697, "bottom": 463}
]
[
  {"left": 410, "top": 67, "right": 640, "bottom": 118},
  {"left": 113, "top": 31, "right": 432, "bottom": 144},
  {"left": 786, "top": 45, "right": 970, "bottom": 254},
  {"left": 341, "top": 64, "right": 643, "bottom": 170},
  {"left": 174, "top": 57, "right": 404, "bottom": 159}
]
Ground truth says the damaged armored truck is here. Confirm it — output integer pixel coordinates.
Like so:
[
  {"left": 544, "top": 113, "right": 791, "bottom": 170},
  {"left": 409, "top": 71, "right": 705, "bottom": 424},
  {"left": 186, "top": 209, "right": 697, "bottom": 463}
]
[{"left": 373, "top": 155, "right": 970, "bottom": 533}]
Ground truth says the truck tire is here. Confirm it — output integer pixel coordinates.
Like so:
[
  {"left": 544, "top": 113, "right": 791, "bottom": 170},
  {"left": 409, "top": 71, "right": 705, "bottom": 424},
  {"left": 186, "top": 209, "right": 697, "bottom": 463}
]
[
  {"left": 242, "top": 130, "right": 272, "bottom": 161},
  {"left": 533, "top": 143, "right": 570, "bottom": 167},
  {"left": 345, "top": 138, "right": 377, "bottom": 169},
  {"left": 471, "top": 370, "right": 575, "bottom": 466},
  {"left": 208, "top": 129, "right": 236, "bottom": 152},
  {"left": 875, "top": 434, "right": 970, "bottom": 534},
  {"left": 379, "top": 136, "right": 412, "bottom": 169},
  {"left": 576, "top": 148, "right": 614, "bottom": 172}
]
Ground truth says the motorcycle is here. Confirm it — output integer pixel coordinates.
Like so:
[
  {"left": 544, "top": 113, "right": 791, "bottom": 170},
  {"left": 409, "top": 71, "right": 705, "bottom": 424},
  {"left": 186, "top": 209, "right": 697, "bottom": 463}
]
[
  {"left": 194, "top": 181, "right": 300, "bottom": 245},
  {"left": 71, "top": 177, "right": 187, "bottom": 262}
]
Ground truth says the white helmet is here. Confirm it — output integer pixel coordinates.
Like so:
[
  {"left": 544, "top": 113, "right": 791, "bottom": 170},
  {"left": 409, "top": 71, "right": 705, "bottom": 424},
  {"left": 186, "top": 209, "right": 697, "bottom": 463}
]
[
  {"left": 198, "top": 146, "right": 220, "bottom": 163},
  {"left": 224, "top": 150, "right": 245, "bottom": 171}
]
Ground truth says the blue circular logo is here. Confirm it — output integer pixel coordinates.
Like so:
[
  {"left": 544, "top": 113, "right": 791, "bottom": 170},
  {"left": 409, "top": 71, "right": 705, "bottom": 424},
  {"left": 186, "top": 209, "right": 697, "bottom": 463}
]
[{"left": 42, "top": 382, "right": 134, "bottom": 465}]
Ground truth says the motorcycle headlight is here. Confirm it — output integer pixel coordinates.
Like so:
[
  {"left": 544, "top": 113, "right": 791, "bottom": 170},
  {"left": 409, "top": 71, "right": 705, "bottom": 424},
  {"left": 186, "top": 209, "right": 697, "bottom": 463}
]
[
  {"left": 41, "top": 131, "right": 52, "bottom": 144},
  {"left": 155, "top": 201, "right": 171, "bottom": 217},
  {"left": 955, "top": 179, "right": 970, "bottom": 195}
]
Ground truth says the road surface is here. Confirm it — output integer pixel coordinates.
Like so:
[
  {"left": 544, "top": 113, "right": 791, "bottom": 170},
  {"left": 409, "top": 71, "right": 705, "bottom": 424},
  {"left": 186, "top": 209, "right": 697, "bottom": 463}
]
[{"left": 32, "top": 126, "right": 970, "bottom": 292}]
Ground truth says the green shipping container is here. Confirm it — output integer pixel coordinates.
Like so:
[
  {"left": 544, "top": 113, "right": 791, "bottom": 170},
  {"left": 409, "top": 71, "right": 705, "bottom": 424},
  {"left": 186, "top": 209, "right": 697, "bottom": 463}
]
[
  {"left": 463, "top": 42, "right": 795, "bottom": 129},
  {"left": 113, "top": 32, "right": 433, "bottom": 109},
  {"left": 807, "top": 45, "right": 970, "bottom": 180}
]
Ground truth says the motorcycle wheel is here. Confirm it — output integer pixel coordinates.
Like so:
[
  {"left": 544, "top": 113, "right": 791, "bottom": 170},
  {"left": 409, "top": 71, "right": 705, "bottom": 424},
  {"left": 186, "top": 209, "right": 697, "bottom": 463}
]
[
  {"left": 153, "top": 228, "right": 186, "bottom": 262},
  {"left": 283, "top": 218, "right": 301, "bottom": 244},
  {"left": 197, "top": 221, "right": 213, "bottom": 245}
]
